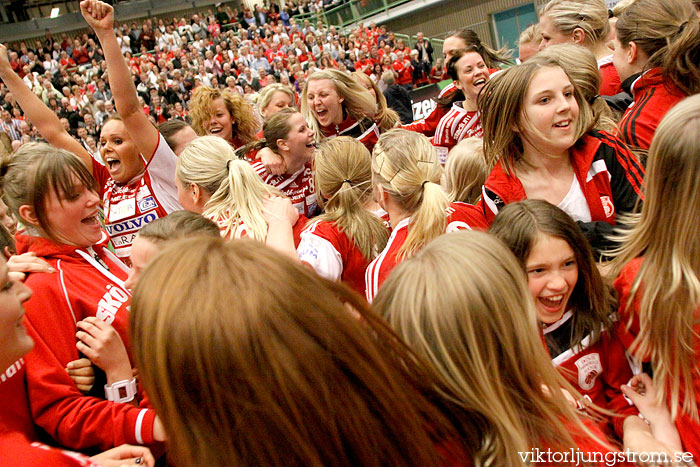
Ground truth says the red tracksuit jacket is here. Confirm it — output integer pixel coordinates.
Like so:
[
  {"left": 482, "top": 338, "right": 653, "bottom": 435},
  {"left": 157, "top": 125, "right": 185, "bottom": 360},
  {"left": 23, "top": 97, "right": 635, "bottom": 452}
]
[
  {"left": 16, "top": 233, "right": 157, "bottom": 451},
  {"left": 297, "top": 219, "right": 376, "bottom": 296},
  {"left": 480, "top": 131, "right": 644, "bottom": 253},
  {"left": 617, "top": 68, "right": 686, "bottom": 154},
  {"left": 320, "top": 115, "right": 380, "bottom": 152},
  {"left": 402, "top": 82, "right": 457, "bottom": 137}
]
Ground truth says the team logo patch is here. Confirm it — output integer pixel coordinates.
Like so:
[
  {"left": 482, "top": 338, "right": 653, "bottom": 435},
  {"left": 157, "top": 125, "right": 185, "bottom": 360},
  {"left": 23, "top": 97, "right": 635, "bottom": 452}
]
[
  {"left": 138, "top": 196, "right": 157, "bottom": 212},
  {"left": 600, "top": 196, "right": 615, "bottom": 218},
  {"left": 575, "top": 353, "right": 603, "bottom": 391}
]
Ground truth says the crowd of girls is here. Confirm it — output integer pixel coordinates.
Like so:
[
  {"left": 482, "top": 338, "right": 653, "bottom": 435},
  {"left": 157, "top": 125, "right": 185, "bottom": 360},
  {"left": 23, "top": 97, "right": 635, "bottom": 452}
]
[{"left": 1, "top": 0, "right": 700, "bottom": 464}]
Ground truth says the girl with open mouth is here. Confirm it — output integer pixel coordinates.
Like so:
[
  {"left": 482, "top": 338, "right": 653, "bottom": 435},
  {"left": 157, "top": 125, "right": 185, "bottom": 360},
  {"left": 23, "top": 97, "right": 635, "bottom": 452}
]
[
  {"left": 0, "top": 0, "right": 194, "bottom": 264},
  {"left": 489, "top": 199, "right": 672, "bottom": 448},
  {"left": 478, "top": 54, "right": 644, "bottom": 255},
  {"left": 431, "top": 46, "right": 490, "bottom": 153},
  {"left": 301, "top": 69, "right": 381, "bottom": 152}
]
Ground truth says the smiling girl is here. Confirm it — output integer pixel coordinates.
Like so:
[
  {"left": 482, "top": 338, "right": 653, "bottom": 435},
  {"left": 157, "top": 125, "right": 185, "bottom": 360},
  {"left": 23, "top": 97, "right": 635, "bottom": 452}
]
[
  {"left": 489, "top": 200, "right": 653, "bottom": 445},
  {"left": 479, "top": 55, "right": 644, "bottom": 254},
  {"left": 0, "top": 143, "right": 165, "bottom": 451},
  {"left": 432, "top": 46, "right": 489, "bottom": 153},
  {"left": 0, "top": 1, "right": 194, "bottom": 262},
  {"left": 242, "top": 108, "right": 319, "bottom": 218},
  {"left": 301, "top": 69, "right": 380, "bottom": 151},
  {"left": 188, "top": 86, "right": 260, "bottom": 149}
]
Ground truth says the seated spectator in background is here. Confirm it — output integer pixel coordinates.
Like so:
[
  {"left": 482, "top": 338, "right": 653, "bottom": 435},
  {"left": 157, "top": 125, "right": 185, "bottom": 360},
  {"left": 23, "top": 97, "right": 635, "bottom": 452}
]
[
  {"left": 429, "top": 58, "right": 445, "bottom": 83},
  {"left": 381, "top": 71, "right": 413, "bottom": 125}
]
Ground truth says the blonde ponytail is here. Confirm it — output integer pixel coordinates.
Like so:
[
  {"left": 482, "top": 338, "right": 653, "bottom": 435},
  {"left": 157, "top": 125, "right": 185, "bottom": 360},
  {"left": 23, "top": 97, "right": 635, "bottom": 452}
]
[
  {"left": 178, "top": 136, "right": 280, "bottom": 241},
  {"left": 372, "top": 129, "right": 448, "bottom": 259},
  {"left": 315, "top": 137, "right": 389, "bottom": 259}
]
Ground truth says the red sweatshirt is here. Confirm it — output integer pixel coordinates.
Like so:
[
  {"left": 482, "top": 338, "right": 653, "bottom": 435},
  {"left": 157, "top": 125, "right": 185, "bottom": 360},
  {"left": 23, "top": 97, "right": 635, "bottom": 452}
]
[
  {"left": 0, "top": 358, "right": 36, "bottom": 440},
  {"left": 614, "top": 257, "right": 700, "bottom": 460},
  {"left": 597, "top": 56, "right": 623, "bottom": 97},
  {"left": 0, "top": 432, "right": 98, "bottom": 466},
  {"left": 16, "top": 233, "right": 157, "bottom": 451}
]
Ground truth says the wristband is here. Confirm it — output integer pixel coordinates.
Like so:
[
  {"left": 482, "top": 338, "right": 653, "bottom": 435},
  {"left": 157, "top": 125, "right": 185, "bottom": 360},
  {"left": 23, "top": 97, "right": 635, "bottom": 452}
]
[{"left": 104, "top": 378, "right": 137, "bottom": 403}]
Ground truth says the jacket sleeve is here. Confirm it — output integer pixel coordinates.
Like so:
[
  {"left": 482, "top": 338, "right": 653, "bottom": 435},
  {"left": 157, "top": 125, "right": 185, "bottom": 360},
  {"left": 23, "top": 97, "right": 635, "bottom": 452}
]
[
  {"left": 599, "top": 131, "right": 645, "bottom": 215},
  {"left": 22, "top": 279, "right": 156, "bottom": 451},
  {"left": 601, "top": 331, "right": 639, "bottom": 439},
  {"left": 401, "top": 102, "right": 448, "bottom": 137}
]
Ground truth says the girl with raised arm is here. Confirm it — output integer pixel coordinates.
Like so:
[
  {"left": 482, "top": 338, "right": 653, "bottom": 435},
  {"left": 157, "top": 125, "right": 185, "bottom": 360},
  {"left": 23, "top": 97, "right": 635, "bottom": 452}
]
[{"left": 0, "top": 0, "right": 195, "bottom": 262}]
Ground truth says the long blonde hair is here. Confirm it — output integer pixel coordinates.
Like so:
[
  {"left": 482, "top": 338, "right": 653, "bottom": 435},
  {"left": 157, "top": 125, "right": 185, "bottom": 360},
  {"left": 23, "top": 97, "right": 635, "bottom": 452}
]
[
  {"left": 301, "top": 69, "right": 377, "bottom": 143},
  {"left": 610, "top": 94, "right": 700, "bottom": 421},
  {"left": 374, "top": 231, "right": 607, "bottom": 465},
  {"left": 314, "top": 137, "right": 388, "bottom": 259},
  {"left": 372, "top": 129, "right": 448, "bottom": 259},
  {"left": 443, "top": 137, "right": 487, "bottom": 204},
  {"left": 131, "top": 237, "right": 470, "bottom": 466},
  {"left": 177, "top": 136, "right": 278, "bottom": 240}
]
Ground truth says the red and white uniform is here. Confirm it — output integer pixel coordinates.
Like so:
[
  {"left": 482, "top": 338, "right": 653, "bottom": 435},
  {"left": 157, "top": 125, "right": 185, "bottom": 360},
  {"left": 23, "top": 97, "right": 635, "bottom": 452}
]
[
  {"left": 544, "top": 311, "right": 638, "bottom": 439},
  {"left": 251, "top": 161, "right": 319, "bottom": 218},
  {"left": 16, "top": 233, "right": 157, "bottom": 451},
  {"left": 297, "top": 219, "right": 374, "bottom": 295},
  {"left": 93, "top": 133, "right": 181, "bottom": 261},
  {"left": 615, "top": 258, "right": 700, "bottom": 459},
  {"left": 207, "top": 210, "right": 309, "bottom": 246},
  {"left": 617, "top": 68, "right": 686, "bottom": 153},
  {"left": 597, "top": 56, "right": 623, "bottom": 97},
  {"left": 365, "top": 202, "right": 487, "bottom": 302},
  {"left": 431, "top": 101, "right": 482, "bottom": 153},
  {"left": 320, "top": 115, "right": 380, "bottom": 152}
]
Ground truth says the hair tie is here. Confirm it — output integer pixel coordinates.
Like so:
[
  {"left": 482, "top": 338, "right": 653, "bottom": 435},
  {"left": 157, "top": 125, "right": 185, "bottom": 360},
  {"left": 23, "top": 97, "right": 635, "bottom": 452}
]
[
  {"left": 342, "top": 179, "right": 352, "bottom": 185},
  {"left": 607, "top": 9, "right": 614, "bottom": 19},
  {"left": 422, "top": 180, "right": 430, "bottom": 188},
  {"left": 226, "top": 159, "right": 232, "bottom": 171},
  {"left": 587, "top": 94, "right": 600, "bottom": 104},
  {"left": 678, "top": 21, "right": 689, "bottom": 33}
]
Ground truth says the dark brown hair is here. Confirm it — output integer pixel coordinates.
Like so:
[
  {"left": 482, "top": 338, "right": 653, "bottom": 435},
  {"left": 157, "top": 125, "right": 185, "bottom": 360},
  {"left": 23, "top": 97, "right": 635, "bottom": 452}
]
[
  {"left": 159, "top": 119, "right": 191, "bottom": 152},
  {"left": 445, "top": 28, "right": 513, "bottom": 68}
]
